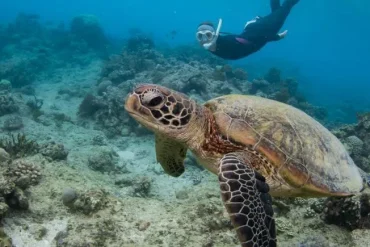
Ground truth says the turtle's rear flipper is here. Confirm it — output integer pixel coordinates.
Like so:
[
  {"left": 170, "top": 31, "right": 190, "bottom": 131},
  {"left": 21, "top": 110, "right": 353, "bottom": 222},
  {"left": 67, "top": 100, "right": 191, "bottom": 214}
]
[
  {"left": 218, "top": 153, "right": 276, "bottom": 247},
  {"left": 155, "top": 134, "right": 187, "bottom": 177}
]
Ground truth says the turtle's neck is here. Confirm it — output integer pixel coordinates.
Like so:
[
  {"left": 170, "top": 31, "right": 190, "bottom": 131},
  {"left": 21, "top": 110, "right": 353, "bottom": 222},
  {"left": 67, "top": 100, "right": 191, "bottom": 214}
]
[
  {"left": 184, "top": 104, "right": 240, "bottom": 175},
  {"left": 183, "top": 104, "right": 210, "bottom": 151}
]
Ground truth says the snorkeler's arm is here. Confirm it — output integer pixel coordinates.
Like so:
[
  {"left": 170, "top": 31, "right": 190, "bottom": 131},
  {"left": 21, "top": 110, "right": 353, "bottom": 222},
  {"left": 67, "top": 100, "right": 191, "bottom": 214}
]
[{"left": 203, "top": 18, "right": 222, "bottom": 50}]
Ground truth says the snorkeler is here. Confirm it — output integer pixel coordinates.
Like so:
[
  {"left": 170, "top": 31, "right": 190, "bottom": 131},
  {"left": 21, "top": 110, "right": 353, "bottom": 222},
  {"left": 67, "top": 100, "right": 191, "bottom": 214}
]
[{"left": 196, "top": 0, "right": 300, "bottom": 60}]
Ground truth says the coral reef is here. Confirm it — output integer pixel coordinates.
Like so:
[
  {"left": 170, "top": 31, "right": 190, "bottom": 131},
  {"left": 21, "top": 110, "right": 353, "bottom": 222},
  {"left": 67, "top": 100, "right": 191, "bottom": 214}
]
[
  {"left": 100, "top": 48, "right": 165, "bottom": 85},
  {"left": 165, "top": 44, "right": 224, "bottom": 66},
  {"left": 0, "top": 227, "right": 12, "bottom": 247},
  {"left": 40, "top": 141, "right": 68, "bottom": 161},
  {"left": 97, "top": 80, "right": 112, "bottom": 96},
  {"left": 70, "top": 15, "right": 107, "bottom": 51},
  {"left": 345, "top": 135, "right": 364, "bottom": 156},
  {"left": 7, "top": 13, "right": 43, "bottom": 39},
  {"left": 87, "top": 147, "right": 118, "bottom": 172},
  {"left": 0, "top": 94, "right": 19, "bottom": 116},
  {"left": 0, "top": 199, "right": 9, "bottom": 219},
  {"left": 322, "top": 193, "right": 370, "bottom": 230},
  {"left": 0, "top": 134, "right": 39, "bottom": 158},
  {"left": 0, "top": 54, "right": 47, "bottom": 88},
  {"left": 0, "top": 79, "right": 12, "bottom": 92},
  {"left": 26, "top": 95, "right": 43, "bottom": 111},
  {"left": 78, "top": 85, "right": 148, "bottom": 137},
  {"left": 264, "top": 67, "right": 281, "bottom": 84},
  {"left": 115, "top": 175, "right": 153, "bottom": 197},
  {"left": 211, "top": 64, "right": 248, "bottom": 82},
  {"left": 0, "top": 13, "right": 109, "bottom": 88},
  {"left": 2, "top": 115, "right": 23, "bottom": 131},
  {"left": 4, "top": 187, "right": 29, "bottom": 210},
  {"left": 91, "top": 134, "right": 107, "bottom": 146},
  {"left": 352, "top": 229, "right": 370, "bottom": 246},
  {"left": 77, "top": 93, "right": 104, "bottom": 117},
  {"left": 68, "top": 189, "right": 108, "bottom": 215},
  {"left": 0, "top": 149, "right": 42, "bottom": 223},
  {"left": 0, "top": 175, "right": 14, "bottom": 198},
  {"left": 250, "top": 68, "right": 327, "bottom": 121},
  {"left": 131, "top": 176, "right": 152, "bottom": 197},
  {"left": 6, "top": 159, "right": 42, "bottom": 189},
  {"left": 332, "top": 113, "right": 370, "bottom": 172},
  {"left": 126, "top": 33, "right": 155, "bottom": 52}
]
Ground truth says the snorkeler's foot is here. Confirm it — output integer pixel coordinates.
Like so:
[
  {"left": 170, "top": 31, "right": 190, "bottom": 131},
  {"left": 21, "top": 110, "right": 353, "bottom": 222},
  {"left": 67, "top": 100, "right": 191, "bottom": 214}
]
[
  {"left": 284, "top": 0, "right": 300, "bottom": 7},
  {"left": 270, "top": 0, "right": 281, "bottom": 12}
]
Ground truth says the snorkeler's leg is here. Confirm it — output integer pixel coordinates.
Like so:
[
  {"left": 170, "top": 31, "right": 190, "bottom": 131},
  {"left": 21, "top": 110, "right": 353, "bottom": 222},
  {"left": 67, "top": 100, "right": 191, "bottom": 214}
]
[
  {"left": 253, "top": 0, "right": 299, "bottom": 37},
  {"left": 271, "top": 0, "right": 299, "bottom": 13},
  {"left": 282, "top": 0, "right": 300, "bottom": 9},
  {"left": 270, "top": 0, "right": 281, "bottom": 12},
  {"left": 242, "top": 0, "right": 299, "bottom": 41}
]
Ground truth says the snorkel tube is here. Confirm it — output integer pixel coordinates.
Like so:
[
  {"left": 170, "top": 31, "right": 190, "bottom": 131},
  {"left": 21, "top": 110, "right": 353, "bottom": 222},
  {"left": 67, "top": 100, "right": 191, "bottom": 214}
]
[
  {"left": 216, "top": 18, "right": 222, "bottom": 36},
  {"left": 203, "top": 18, "right": 222, "bottom": 50}
]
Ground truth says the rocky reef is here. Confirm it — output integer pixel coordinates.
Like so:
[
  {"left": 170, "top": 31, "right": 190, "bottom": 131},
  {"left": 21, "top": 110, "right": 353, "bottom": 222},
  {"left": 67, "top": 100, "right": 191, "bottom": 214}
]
[
  {"left": 70, "top": 15, "right": 108, "bottom": 51},
  {"left": 0, "top": 146, "right": 41, "bottom": 247},
  {"left": 322, "top": 193, "right": 370, "bottom": 230},
  {"left": 0, "top": 80, "right": 19, "bottom": 116},
  {"left": 0, "top": 13, "right": 108, "bottom": 88},
  {"left": 333, "top": 113, "right": 370, "bottom": 172}
]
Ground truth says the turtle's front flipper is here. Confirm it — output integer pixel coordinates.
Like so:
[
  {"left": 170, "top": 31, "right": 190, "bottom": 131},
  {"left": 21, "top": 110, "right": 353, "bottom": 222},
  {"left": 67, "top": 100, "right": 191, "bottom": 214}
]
[
  {"left": 218, "top": 153, "right": 276, "bottom": 247},
  {"left": 155, "top": 134, "right": 187, "bottom": 177}
]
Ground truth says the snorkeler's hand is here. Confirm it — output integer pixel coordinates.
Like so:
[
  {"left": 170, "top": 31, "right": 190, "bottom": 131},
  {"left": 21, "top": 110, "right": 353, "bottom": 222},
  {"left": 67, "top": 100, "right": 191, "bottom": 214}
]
[
  {"left": 203, "top": 42, "right": 217, "bottom": 51},
  {"left": 278, "top": 30, "right": 288, "bottom": 39},
  {"left": 203, "top": 43, "right": 212, "bottom": 50}
]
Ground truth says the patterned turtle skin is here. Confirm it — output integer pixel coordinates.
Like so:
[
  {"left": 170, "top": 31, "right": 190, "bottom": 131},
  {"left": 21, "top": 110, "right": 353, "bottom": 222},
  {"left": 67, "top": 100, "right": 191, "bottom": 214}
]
[{"left": 125, "top": 84, "right": 365, "bottom": 247}]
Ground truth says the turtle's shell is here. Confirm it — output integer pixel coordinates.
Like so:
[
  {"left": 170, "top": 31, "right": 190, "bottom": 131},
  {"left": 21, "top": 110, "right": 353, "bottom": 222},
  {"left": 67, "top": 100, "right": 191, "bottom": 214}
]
[{"left": 204, "top": 95, "right": 363, "bottom": 197}]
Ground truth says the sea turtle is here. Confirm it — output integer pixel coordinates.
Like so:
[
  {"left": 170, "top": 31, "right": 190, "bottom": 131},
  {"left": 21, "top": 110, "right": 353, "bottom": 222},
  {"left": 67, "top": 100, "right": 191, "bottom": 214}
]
[{"left": 124, "top": 84, "right": 370, "bottom": 247}]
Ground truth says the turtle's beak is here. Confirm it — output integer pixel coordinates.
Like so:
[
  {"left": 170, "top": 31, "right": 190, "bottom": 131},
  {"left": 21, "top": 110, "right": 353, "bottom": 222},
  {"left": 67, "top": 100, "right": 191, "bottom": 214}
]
[
  {"left": 124, "top": 92, "right": 152, "bottom": 122},
  {"left": 124, "top": 91, "right": 160, "bottom": 132},
  {"left": 124, "top": 92, "right": 140, "bottom": 115}
]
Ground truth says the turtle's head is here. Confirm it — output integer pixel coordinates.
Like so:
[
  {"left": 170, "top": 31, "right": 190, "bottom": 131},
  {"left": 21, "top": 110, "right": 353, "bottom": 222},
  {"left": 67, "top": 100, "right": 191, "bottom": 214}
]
[{"left": 125, "top": 84, "right": 200, "bottom": 140}]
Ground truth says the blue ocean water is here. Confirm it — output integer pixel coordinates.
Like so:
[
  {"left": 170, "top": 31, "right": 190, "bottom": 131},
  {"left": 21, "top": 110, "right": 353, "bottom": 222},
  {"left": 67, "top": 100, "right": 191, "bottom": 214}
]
[{"left": 2, "top": 0, "right": 370, "bottom": 122}]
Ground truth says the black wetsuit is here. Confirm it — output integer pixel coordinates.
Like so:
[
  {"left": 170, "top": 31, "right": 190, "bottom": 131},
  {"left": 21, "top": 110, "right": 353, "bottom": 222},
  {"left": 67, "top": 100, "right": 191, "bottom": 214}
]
[{"left": 211, "top": 0, "right": 299, "bottom": 60}]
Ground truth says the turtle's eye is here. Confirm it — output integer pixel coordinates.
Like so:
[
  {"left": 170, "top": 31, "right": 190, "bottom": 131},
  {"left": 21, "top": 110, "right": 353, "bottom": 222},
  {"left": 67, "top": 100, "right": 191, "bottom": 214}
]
[
  {"left": 142, "top": 90, "right": 164, "bottom": 108},
  {"left": 148, "top": 96, "right": 163, "bottom": 107}
]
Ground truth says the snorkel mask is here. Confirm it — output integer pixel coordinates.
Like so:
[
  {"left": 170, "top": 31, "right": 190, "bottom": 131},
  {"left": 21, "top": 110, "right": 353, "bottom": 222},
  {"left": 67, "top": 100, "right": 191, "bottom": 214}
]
[
  {"left": 196, "top": 25, "right": 215, "bottom": 43},
  {"left": 196, "top": 19, "right": 222, "bottom": 46}
]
